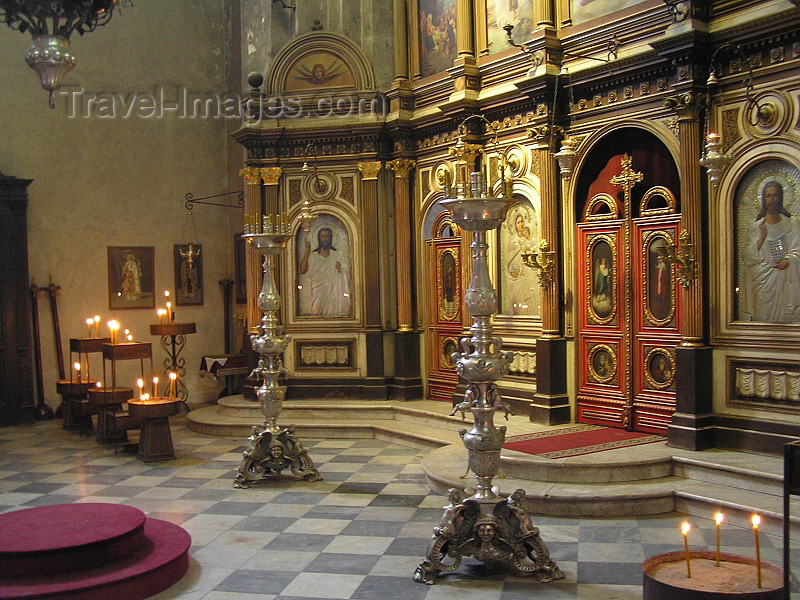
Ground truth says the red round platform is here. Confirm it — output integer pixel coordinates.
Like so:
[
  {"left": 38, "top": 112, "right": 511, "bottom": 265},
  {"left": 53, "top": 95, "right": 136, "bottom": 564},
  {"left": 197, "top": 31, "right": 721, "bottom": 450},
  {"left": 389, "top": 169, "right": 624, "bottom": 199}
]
[{"left": 0, "top": 503, "right": 191, "bottom": 599}]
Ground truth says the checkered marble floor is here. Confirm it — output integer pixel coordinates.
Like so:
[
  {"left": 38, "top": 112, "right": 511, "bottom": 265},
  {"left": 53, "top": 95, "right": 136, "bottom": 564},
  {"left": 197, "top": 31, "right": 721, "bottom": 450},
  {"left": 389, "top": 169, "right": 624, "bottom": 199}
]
[{"left": 1, "top": 416, "right": 799, "bottom": 599}]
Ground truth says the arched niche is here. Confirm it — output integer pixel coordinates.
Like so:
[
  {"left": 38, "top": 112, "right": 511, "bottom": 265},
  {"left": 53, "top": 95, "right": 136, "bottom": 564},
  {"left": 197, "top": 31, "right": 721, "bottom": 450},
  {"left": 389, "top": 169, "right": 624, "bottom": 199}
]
[
  {"left": 264, "top": 31, "right": 376, "bottom": 97},
  {"left": 574, "top": 127, "right": 680, "bottom": 222}
]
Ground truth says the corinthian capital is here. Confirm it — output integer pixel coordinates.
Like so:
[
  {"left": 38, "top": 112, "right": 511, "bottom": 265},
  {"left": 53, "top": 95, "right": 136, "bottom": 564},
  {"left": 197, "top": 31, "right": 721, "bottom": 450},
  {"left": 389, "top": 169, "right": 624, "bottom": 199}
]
[
  {"left": 358, "top": 161, "right": 382, "bottom": 180},
  {"left": 386, "top": 158, "right": 416, "bottom": 178},
  {"left": 664, "top": 92, "right": 707, "bottom": 120},
  {"left": 239, "top": 167, "right": 262, "bottom": 185}
]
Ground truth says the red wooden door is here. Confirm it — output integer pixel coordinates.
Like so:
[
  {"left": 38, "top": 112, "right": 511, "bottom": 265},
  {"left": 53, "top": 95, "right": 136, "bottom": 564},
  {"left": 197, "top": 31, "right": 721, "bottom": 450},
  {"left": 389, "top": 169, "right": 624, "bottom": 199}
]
[
  {"left": 426, "top": 214, "right": 464, "bottom": 403},
  {"left": 576, "top": 156, "right": 681, "bottom": 433}
]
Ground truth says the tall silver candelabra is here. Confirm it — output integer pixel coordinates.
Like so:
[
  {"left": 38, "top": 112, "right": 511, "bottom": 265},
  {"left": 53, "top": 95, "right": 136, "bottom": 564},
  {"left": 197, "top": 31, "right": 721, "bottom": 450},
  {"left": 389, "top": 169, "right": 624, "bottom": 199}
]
[
  {"left": 234, "top": 233, "right": 321, "bottom": 488},
  {"left": 415, "top": 179, "right": 563, "bottom": 584}
]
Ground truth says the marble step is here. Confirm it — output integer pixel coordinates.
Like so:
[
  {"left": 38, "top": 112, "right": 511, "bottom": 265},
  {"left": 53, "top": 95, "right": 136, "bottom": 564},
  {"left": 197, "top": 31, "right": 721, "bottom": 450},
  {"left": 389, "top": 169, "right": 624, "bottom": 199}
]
[
  {"left": 422, "top": 444, "right": 800, "bottom": 536},
  {"left": 673, "top": 455, "right": 784, "bottom": 497}
]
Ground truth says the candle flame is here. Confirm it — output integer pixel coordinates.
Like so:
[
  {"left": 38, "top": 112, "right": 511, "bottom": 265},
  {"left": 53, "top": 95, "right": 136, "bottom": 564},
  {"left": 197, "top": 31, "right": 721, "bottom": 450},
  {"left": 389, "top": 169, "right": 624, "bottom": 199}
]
[
  {"left": 169, "top": 372, "right": 177, "bottom": 381},
  {"left": 715, "top": 512, "right": 724, "bottom": 525},
  {"left": 86, "top": 318, "right": 94, "bottom": 325},
  {"left": 164, "top": 290, "right": 170, "bottom": 298},
  {"left": 127, "top": 334, "right": 133, "bottom": 341},
  {"left": 137, "top": 378, "right": 144, "bottom": 388},
  {"left": 74, "top": 361, "right": 81, "bottom": 371},
  {"left": 108, "top": 320, "right": 119, "bottom": 330},
  {"left": 681, "top": 521, "right": 690, "bottom": 535},
  {"left": 96, "top": 381, "right": 102, "bottom": 387},
  {"left": 93, "top": 315, "right": 100, "bottom": 323},
  {"left": 153, "top": 376, "right": 159, "bottom": 385},
  {"left": 752, "top": 514, "right": 760, "bottom": 528}
]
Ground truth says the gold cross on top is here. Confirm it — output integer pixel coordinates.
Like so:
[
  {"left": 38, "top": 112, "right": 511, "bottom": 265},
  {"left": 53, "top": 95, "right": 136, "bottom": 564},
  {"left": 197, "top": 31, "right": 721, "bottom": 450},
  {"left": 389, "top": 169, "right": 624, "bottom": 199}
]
[{"left": 610, "top": 154, "right": 643, "bottom": 203}]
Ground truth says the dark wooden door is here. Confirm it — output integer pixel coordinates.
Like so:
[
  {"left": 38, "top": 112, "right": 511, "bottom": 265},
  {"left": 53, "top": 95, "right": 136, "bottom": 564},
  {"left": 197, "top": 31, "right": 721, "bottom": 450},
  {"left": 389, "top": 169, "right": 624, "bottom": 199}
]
[{"left": 0, "top": 174, "right": 36, "bottom": 425}]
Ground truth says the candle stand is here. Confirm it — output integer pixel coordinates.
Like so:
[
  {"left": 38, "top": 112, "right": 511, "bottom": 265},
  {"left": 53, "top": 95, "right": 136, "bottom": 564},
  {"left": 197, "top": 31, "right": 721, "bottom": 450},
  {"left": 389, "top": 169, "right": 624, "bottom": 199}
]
[
  {"left": 127, "top": 397, "right": 181, "bottom": 462},
  {"left": 57, "top": 337, "right": 108, "bottom": 433},
  {"left": 414, "top": 174, "right": 562, "bottom": 585},
  {"left": 233, "top": 232, "right": 321, "bottom": 488},
  {"left": 149, "top": 322, "right": 196, "bottom": 404}
]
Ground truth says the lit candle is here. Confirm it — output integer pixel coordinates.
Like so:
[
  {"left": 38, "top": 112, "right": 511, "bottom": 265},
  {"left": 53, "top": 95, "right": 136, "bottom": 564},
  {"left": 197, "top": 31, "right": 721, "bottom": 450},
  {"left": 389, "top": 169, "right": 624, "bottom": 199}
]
[
  {"left": 94, "top": 315, "right": 100, "bottom": 337},
  {"left": 169, "top": 372, "right": 177, "bottom": 398},
  {"left": 127, "top": 333, "right": 133, "bottom": 342},
  {"left": 157, "top": 308, "right": 166, "bottom": 324},
  {"left": 137, "top": 378, "right": 144, "bottom": 398},
  {"left": 153, "top": 376, "right": 159, "bottom": 396},
  {"left": 96, "top": 381, "right": 102, "bottom": 389},
  {"left": 86, "top": 318, "right": 94, "bottom": 338},
  {"left": 166, "top": 301, "right": 172, "bottom": 323},
  {"left": 752, "top": 514, "right": 762, "bottom": 588},
  {"left": 107, "top": 320, "right": 120, "bottom": 345},
  {"left": 715, "top": 512, "right": 723, "bottom": 567},
  {"left": 681, "top": 521, "right": 691, "bottom": 578},
  {"left": 73, "top": 361, "right": 81, "bottom": 383}
]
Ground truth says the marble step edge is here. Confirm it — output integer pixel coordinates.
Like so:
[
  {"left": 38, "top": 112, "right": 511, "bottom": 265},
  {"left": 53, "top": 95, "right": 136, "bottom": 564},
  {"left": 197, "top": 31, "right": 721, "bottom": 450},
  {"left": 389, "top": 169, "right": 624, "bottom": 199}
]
[
  {"left": 187, "top": 415, "right": 455, "bottom": 449},
  {"left": 673, "top": 455, "right": 784, "bottom": 496},
  {"left": 675, "top": 484, "right": 800, "bottom": 538},
  {"left": 212, "top": 399, "right": 475, "bottom": 431}
]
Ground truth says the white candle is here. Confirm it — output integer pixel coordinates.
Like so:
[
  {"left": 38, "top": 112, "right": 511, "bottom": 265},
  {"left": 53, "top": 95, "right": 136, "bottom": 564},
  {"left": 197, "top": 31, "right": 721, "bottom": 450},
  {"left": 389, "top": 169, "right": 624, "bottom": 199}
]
[
  {"left": 715, "top": 512, "right": 723, "bottom": 566},
  {"left": 137, "top": 378, "right": 144, "bottom": 398},
  {"left": 169, "top": 372, "right": 177, "bottom": 397},
  {"left": 93, "top": 315, "right": 100, "bottom": 337},
  {"left": 86, "top": 318, "right": 94, "bottom": 338},
  {"left": 153, "top": 376, "right": 159, "bottom": 396},
  {"left": 681, "top": 521, "right": 691, "bottom": 578},
  {"left": 752, "top": 514, "right": 762, "bottom": 588}
]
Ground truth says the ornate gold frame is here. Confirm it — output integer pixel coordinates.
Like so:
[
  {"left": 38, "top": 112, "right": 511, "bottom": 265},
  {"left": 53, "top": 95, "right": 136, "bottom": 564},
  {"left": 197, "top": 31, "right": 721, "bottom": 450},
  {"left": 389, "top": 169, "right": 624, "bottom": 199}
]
[
  {"left": 588, "top": 343, "right": 617, "bottom": 384},
  {"left": 586, "top": 232, "right": 618, "bottom": 325},
  {"left": 584, "top": 193, "right": 619, "bottom": 221},
  {"left": 643, "top": 346, "right": 676, "bottom": 390},
  {"left": 641, "top": 230, "right": 676, "bottom": 327},
  {"left": 639, "top": 186, "right": 676, "bottom": 217},
  {"left": 436, "top": 246, "right": 460, "bottom": 322},
  {"left": 440, "top": 335, "right": 459, "bottom": 371}
]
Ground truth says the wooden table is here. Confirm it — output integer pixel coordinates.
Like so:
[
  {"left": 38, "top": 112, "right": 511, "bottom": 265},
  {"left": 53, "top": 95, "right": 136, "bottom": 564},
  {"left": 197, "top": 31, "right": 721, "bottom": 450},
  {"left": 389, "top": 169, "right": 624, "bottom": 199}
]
[
  {"left": 87, "top": 386, "right": 133, "bottom": 444},
  {"left": 127, "top": 397, "right": 181, "bottom": 462}
]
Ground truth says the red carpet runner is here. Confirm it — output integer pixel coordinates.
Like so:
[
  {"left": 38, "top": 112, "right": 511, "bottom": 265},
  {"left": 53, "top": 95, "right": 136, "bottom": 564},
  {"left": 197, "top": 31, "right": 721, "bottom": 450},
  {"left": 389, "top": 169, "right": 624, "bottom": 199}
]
[{"left": 503, "top": 424, "right": 664, "bottom": 459}]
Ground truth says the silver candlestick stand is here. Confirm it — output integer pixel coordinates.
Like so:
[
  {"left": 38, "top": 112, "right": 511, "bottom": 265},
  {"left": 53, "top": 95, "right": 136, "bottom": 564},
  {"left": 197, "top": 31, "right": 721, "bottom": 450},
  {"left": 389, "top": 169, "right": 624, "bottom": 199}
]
[
  {"left": 234, "top": 232, "right": 321, "bottom": 488},
  {"left": 414, "top": 174, "right": 563, "bottom": 584}
]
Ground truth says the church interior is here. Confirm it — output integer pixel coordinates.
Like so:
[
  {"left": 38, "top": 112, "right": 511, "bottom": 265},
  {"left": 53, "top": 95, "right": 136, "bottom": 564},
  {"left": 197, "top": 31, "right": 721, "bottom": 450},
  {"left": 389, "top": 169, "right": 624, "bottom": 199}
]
[{"left": 1, "top": 0, "right": 800, "bottom": 597}]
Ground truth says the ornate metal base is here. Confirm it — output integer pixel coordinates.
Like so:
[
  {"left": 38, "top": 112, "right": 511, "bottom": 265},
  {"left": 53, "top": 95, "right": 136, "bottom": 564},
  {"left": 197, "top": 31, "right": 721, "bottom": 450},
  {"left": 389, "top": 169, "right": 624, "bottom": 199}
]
[
  {"left": 414, "top": 488, "right": 564, "bottom": 585},
  {"left": 233, "top": 425, "right": 322, "bottom": 488}
]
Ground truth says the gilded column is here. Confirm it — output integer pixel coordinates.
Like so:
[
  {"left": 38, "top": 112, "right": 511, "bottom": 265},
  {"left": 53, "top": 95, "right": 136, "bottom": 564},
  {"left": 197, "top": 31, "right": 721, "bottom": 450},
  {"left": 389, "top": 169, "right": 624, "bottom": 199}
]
[
  {"left": 260, "top": 167, "right": 282, "bottom": 215},
  {"left": 456, "top": 0, "right": 474, "bottom": 58},
  {"left": 358, "top": 161, "right": 383, "bottom": 330},
  {"left": 393, "top": 0, "right": 409, "bottom": 81},
  {"left": 535, "top": 0, "right": 555, "bottom": 29},
  {"left": 240, "top": 166, "right": 263, "bottom": 334},
  {"left": 386, "top": 158, "right": 416, "bottom": 330},
  {"left": 526, "top": 125, "right": 569, "bottom": 425},
  {"left": 529, "top": 126, "right": 561, "bottom": 338},
  {"left": 664, "top": 91, "right": 713, "bottom": 451},
  {"left": 664, "top": 92, "right": 705, "bottom": 347},
  {"left": 358, "top": 161, "right": 387, "bottom": 391}
]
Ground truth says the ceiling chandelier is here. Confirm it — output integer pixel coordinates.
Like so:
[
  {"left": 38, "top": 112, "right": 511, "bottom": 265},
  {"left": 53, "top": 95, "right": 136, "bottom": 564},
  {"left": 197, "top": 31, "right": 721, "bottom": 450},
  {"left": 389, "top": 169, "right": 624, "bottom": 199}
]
[{"left": 0, "top": 0, "right": 131, "bottom": 107}]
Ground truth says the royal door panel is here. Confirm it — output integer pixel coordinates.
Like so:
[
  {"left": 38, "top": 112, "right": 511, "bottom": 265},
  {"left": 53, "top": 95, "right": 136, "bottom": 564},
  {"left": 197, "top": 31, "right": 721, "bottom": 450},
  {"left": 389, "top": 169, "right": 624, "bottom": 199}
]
[
  {"left": 630, "top": 218, "right": 681, "bottom": 432},
  {"left": 577, "top": 223, "right": 629, "bottom": 427},
  {"left": 425, "top": 215, "right": 463, "bottom": 403}
]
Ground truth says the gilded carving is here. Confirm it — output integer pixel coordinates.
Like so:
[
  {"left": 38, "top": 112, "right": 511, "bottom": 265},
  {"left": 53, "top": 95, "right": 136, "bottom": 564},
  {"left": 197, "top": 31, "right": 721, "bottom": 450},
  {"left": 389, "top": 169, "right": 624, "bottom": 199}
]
[
  {"left": 340, "top": 176, "right": 354, "bottom": 205},
  {"left": 640, "top": 186, "right": 676, "bottom": 217},
  {"left": 664, "top": 92, "right": 706, "bottom": 119},
  {"left": 358, "top": 161, "right": 382, "bottom": 180},
  {"left": 260, "top": 167, "right": 282, "bottom": 186},
  {"left": 722, "top": 108, "right": 741, "bottom": 153},
  {"left": 440, "top": 336, "right": 459, "bottom": 371},
  {"left": 386, "top": 158, "right": 416, "bottom": 178},
  {"left": 239, "top": 167, "right": 261, "bottom": 185}
]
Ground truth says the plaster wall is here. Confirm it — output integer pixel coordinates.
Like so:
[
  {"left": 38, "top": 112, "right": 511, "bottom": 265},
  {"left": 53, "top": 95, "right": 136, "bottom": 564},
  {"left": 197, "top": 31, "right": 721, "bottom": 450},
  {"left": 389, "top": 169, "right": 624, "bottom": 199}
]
[
  {"left": 0, "top": 0, "right": 243, "bottom": 411},
  {"left": 241, "top": 0, "right": 395, "bottom": 93}
]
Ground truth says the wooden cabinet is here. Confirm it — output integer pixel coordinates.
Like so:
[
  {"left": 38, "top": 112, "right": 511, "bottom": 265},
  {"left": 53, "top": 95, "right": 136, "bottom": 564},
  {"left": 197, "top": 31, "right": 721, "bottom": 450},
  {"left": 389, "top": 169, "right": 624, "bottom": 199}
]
[{"left": 0, "top": 173, "right": 35, "bottom": 425}]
